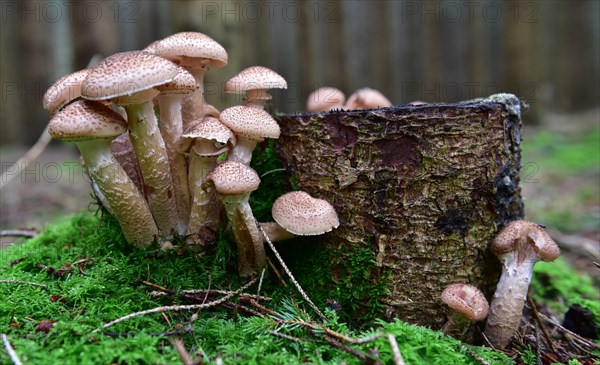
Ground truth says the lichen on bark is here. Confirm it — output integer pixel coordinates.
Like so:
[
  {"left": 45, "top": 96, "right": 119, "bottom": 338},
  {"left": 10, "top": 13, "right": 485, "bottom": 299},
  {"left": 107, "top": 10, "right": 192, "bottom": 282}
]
[{"left": 275, "top": 94, "right": 524, "bottom": 328}]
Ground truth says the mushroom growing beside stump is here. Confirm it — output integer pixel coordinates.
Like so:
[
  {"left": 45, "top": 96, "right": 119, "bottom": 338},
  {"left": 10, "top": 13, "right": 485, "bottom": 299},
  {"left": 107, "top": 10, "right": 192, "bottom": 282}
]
[{"left": 440, "top": 283, "right": 489, "bottom": 339}]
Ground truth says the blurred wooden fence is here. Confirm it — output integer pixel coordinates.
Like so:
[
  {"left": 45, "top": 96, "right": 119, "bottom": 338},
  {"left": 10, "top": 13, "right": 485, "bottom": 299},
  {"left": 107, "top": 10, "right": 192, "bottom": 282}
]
[{"left": 1, "top": 0, "right": 599, "bottom": 144}]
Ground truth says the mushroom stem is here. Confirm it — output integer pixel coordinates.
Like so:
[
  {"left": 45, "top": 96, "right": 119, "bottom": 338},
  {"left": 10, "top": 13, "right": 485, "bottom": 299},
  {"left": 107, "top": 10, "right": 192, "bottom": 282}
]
[
  {"left": 187, "top": 155, "right": 219, "bottom": 242},
  {"left": 244, "top": 89, "right": 270, "bottom": 109},
  {"left": 157, "top": 94, "right": 190, "bottom": 234},
  {"left": 226, "top": 137, "right": 257, "bottom": 165},
  {"left": 259, "top": 222, "right": 296, "bottom": 242},
  {"left": 182, "top": 65, "right": 207, "bottom": 128},
  {"left": 221, "top": 194, "right": 265, "bottom": 277},
  {"left": 484, "top": 254, "right": 536, "bottom": 348},
  {"left": 77, "top": 139, "right": 158, "bottom": 247},
  {"left": 442, "top": 312, "right": 472, "bottom": 339},
  {"left": 124, "top": 101, "right": 179, "bottom": 236}
]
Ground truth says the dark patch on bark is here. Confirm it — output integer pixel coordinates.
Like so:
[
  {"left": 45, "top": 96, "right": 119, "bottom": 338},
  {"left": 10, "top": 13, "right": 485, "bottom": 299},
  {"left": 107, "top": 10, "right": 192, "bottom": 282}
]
[
  {"left": 325, "top": 116, "right": 358, "bottom": 152},
  {"left": 434, "top": 209, "right": 469, "bottom": 236},
  {"left": 373, "top": 137, "right": 419, "bottom": 168}
]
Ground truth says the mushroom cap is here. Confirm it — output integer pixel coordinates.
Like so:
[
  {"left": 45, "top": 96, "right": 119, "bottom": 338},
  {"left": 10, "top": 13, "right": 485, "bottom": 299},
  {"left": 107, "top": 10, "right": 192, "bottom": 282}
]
[
  {"left": 203, "top": 103, "right": 220, "bottom": 118},
  {"left": 81, "top": 51, "right": 179, "bottom": 101},
  {"left": 441, "top": 283, "right": 489, "bottom": 321},
  {"left": 306, "top": 87, "right": 346, "bottom": 112},
  {"left": 204, "top": 161, "right": 260, "bottom": 195},
  {"left": 181, "top": 116, "right": 235, "bottom": 156},
  {"left": 491, "top": 220, "right": 560, "bottom": 262},
  {"left": 272, "top": 191, "right": 340, "bottom": 236},
  {"left": 143, "top": 39, "right": 161, "bottom": 54},
  {"left": 345, "top": 87, "right": 392, "bottom": 110},
  {"left": 219, "top": 105, "right": 280, "bottom": 142},
  {"left": 154, "top": 32, "right": 228, "bottom": 68},
  {"left": 155, "top": 66, "right": 198, "bottom": 95},
  {"left": 48, "top": 100, "right": 127, "bottom": 142},
  {"left": 224, "top": 66, "right": 287, "bottom": 94},
  {"left": 43, "top": 69, "right": 91, "bottom": 115}
]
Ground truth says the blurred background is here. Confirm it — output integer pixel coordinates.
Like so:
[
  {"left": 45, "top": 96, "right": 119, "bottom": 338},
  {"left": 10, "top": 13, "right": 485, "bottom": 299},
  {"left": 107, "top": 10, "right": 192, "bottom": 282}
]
[{"left": 1, "top": 0, "right": 599, "bottom": 265}]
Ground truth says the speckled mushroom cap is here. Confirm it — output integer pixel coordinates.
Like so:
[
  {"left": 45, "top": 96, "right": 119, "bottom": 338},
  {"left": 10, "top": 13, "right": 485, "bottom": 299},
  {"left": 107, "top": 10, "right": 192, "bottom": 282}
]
[
  {"left": 219, "top": 105, "right": 280, "bottom": 142},
  {"left": 43, "top": 69, "right": 91, "bottom": 115},
  {"left": 272, "top": 191, "right": 340, "bottom": 236},
  {"left": 48, "top": 100, "right": 127, "bottom": 142},
  {"left": 491, "top": 220, "right": 560, "bottom": 262},
  {"left": 155, "top": 66, "right": 198, "bottom": 95},
  {"left": 181, "top": 116, "right": 235, "bottom": 156},
  {"left": 81, "top": 51, "right": 179, "bottom": 101},
  {"left": 142, "top": 39, "right": 161, "bottom": 54},
  {"left": 203, "top": 103, "right": 220, "bottom": 118},
  {"left": 345, "top": 87, "right": 392, "bottom": 110},
  {"left": 306, "top": 87, "right": 346, "bottom": 112},
  {"left": 441, "top": 283, "right": 489, "bottom": 321},
  {"left": 154, "top": 32, "right": 228, "bottom": 68},
  {"left": 204, "top": 161, "right": 260, "bottom": 195},
  {"left": 224, "top": 66, "right": 287, "bottom": 95}
]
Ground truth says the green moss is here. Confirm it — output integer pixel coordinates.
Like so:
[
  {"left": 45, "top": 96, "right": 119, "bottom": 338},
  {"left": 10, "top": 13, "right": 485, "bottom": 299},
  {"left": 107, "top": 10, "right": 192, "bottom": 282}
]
[{"left": 1, "top": 215, "right": 513, "bottom": 364}]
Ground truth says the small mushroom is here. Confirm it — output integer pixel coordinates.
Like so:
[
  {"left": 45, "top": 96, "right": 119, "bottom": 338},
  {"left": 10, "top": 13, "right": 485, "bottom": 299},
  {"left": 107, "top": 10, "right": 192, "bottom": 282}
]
[
  {"left": 345, "top": 87, "right": 392, "bottom": 110},
  {"left": 440, "top": 283, "right": 489, "bottom": 339},
  {"left": 224, "top": 66, "right": 287, "bottom": 110},
  {"left": 48, "top": 100, "right": 158, "bottom": 247},
  {"left": 261, "top": 191, "right": 339, "bottom": 242},
  {"left": 181, "top": 117, "right": 235, "bottom": 244},
  {"left": 484, "top": 220, "right": 560, "bottom": 349},
  {"left": 154, "top": 32, "right": 228, "bottom": 127},
  {"left": 81, "top": 50, "right": 181, "bottom": 236},
  {"left": 219, "top": 105, "right": 280, "bottom": 165},
  {"left": 306, "top": 87, "right": 345, "bottom": 112},
  {"left": 43, "top": 68, "right": 90, "bottom": 115},
  {"left": 202, "top": 161, "right": 264, "bottom": 277}
]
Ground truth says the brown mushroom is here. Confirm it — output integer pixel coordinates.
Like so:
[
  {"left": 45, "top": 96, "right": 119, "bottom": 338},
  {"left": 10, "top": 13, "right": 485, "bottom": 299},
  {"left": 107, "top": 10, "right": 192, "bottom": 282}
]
[
  {"left": 306, "top": 87, "right": 345, "bottom": 112},
  {"left": 345, "top": 87, "right": 392, "bottom": 110},
  {"left": 440, "top": 283, "right": 489, "bottom": 339},
  {"left": 224, "top": 66, "right": 287, "bottom": 110}
]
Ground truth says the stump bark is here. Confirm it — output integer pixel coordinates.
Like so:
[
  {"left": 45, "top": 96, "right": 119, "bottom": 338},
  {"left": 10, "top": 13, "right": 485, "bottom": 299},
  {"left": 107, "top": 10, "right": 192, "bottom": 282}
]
[{"left": 274, "top": 94, "right": 524, "bottom": 328}]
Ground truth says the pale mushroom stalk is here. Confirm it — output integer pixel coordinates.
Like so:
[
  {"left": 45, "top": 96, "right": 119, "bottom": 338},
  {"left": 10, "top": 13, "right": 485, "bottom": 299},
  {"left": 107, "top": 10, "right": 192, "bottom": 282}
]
[
  {"left": 221, "top": 193, "right": 265, "bottom": 277},
  {"left": 181, "top": 64, "right": 208, "bottom": 125},
  {"left": 484, "top": 220, "right": 560, "bottom": 349},
  {"left": 227, "top": 137, "right": 258, "bottom": 165},
  {"left": 157, "top": 93, "right": 191, "bottom": 234},
  {"left": 259, "top": 222, "right": 296, "bottom": 242},
  {"left": 186, "top": 154, "right": 218, "bottom": 237},
  {"left": 123, "top": 101, "right": 179, "bottom": 235},
  {"left": 440, "top": 283, "right": 489, "bottom": 340},
  {"left": 79, "top": 140, "right": 158, "bottom": 247},
  {"left": 244, "top": 89, "right": 271, "bottom": 110}
]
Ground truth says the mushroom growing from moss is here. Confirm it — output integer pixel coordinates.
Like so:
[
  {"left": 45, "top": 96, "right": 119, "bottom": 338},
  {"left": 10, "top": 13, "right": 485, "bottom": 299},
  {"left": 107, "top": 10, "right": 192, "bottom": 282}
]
[
  {"left": 440, "top": 283, "right": 489, "bottom": 339},
  {"left": 181, "top": 117, "right": 235, "bottom": 245},
  {"left": 306, "top": 87, "right": 345, "bottom": 112},
  {"left": 224, "top": 66, "right": 287, "bottom": 110},
  {"left": 202, "top": 161, "right": 264, "bottom": 277},
  {"left": 484, "top": 220, "right": 560, "bottom": 349},
  {"left": 81, "top": 50, "right": 181, "bottom": 236},
  {"left": 219, "top": 105, "right": 280, "bottom": 165},
  {"left": 48, "top": 100, "right": 158, "bottom": 247}
]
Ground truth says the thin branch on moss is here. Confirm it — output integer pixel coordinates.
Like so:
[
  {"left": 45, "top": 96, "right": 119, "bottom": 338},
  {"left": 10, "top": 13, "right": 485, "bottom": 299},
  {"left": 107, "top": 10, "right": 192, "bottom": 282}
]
[
  {"left": 267, "top": 330, "right": 313, "bottom": 344},
  {"left": 259, "top": 225, "right": 326, "bottom": 322},
  {"left": 1, "top": 334, "right": 23, "bottom": 365},
  {"left": 259, "top": 168, "right": 287, "bottom": 178},
  {"left": 169, "top": 337, "right": 201, "bottom": 365},
  {"left": 538, "top": 312, "right": 600, "bottom": 351},
  {"left": 527, "top": 295, "right": 557, "bottom": 354},
  {"left": 387, "top": 334, "right": 405, "bottom": 365},
  {"left": 266, "top": 256, "right": 287, "bottom": 287},
  {"left": 321, "top": 334, "right": 380, "bottom": 364},
  {"left": 457, "top": 344, "right": 490, "bottom": 365},
  {"left": 0, "top": 280, "right": 48, "bottom": 289},
  {"left": 0, "top": 230, "right": 39, "bottom": 238},
  {"left": 256, "top": 268, "right": 266, "bottom": 300},
  {"left": 92, "top": 278, "right": 257, "bottom": 333},
  {"left": 148, "top": 290, "right": 272, "bottom": 302},
  {"left": 241, "top": 297, "right": 278, "bottom": 316},
  {"left": 103, "top": 326, "right": 193, "bottom": 338}
]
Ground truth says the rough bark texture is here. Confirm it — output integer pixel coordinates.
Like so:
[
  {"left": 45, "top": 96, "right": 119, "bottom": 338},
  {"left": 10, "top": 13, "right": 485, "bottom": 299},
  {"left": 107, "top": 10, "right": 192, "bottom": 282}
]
[{"left": 275, "top": 94, "right": 524, "bottom": 329}]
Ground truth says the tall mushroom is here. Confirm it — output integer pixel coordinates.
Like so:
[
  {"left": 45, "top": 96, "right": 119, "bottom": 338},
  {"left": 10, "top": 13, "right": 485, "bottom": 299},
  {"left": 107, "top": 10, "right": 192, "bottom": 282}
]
[
  {"left": 48, "top": 100, "right": 158, "bottom": 247},
  {"left": 306, "top": 87, "right": 346, "bottom": 112},
  {"left": 154, "top": 66, "right": 198, "bottom": 233},
  {"left": 153, "top": 32, "right": 228, "bottom": 128},
  {"left": 484, "top": 220, "right": 560, "bottom": 349},
  {"left": 261, "top": 191, "right": 340, "bottom": 242},
  {"left": 224, "top": 66, "right": 287, "bottom": 110},
  {"left": 81, "top": 51, "right": 181, "bottom": 236},
  {"left": 181, "top": 117, "right": 235, "bottom": 245},
  {"left": 219, "top": 105, "right": 280, "bottom": 165},
  {"left": 345, "top": 87, "right": 392, "bottom": 110},
  {"left": 440, "top": 283, "right": 489, "bottom": 339},
  {"left": 202, "top": 161, "right": 264, "bottom": 277}
]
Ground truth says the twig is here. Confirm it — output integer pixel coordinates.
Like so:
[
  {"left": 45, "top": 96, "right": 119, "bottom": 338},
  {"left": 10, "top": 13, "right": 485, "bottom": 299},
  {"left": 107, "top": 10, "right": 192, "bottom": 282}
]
[
  {"left": 0, "top": 126, "right": 52, "bottom": 190},
  {"left": 321, "top": 334, "right": 380, "bottom": 364},
  {"left": 1, "top": 334, "right": 23, "bottom": 365},
  {"left": 387, "top": 334, "right": 405, "bottom": 365},
  {"left": 266, "top": 256, "right": 287, "bottom": 287},
  {"left": 256, "top": 268, "right": 266, "bottom": 300},
  {"left": 102, "top": 326, "right": 193, "bottom": 338},
  {"left": 169, "top": 337, "right": 201, "bottom": 365},
  {"left": 148, "top": 290, "right": 271, "bottom": 302},
  {"left": 260, "top": 168, "right": 287, "bottom": 178},
  {"left": 0, "top": 279, "right": 48, "bottom": 288},
  {"left": 458, "top": 343, "right": 490, "bottom": 365},
  {"left": 527, "top": 295, "right": 557, "bottom": 354},
  {"left": 92, "top": 278, "right": 257, "bottom": 333},
  {"left": 267, "top": 330, "right": 313, "bottom": 344},
  {"left": 0, "top": 230, "right": 39, "bottom": 238},
  {"left": 533, "top": 321, "right": 542, "bottom": 365},
  {"left": 260, "top": 225, "right": 327, "bottom": 322},
  {"left": 538, "top": 312, "right": 600, "bottom": 350}
]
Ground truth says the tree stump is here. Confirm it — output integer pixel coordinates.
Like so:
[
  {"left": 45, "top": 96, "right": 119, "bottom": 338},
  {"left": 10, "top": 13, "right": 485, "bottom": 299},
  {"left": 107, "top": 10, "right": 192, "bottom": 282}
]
[{"left": 274, "top": 94, "right": 524, "bottom": 328}]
